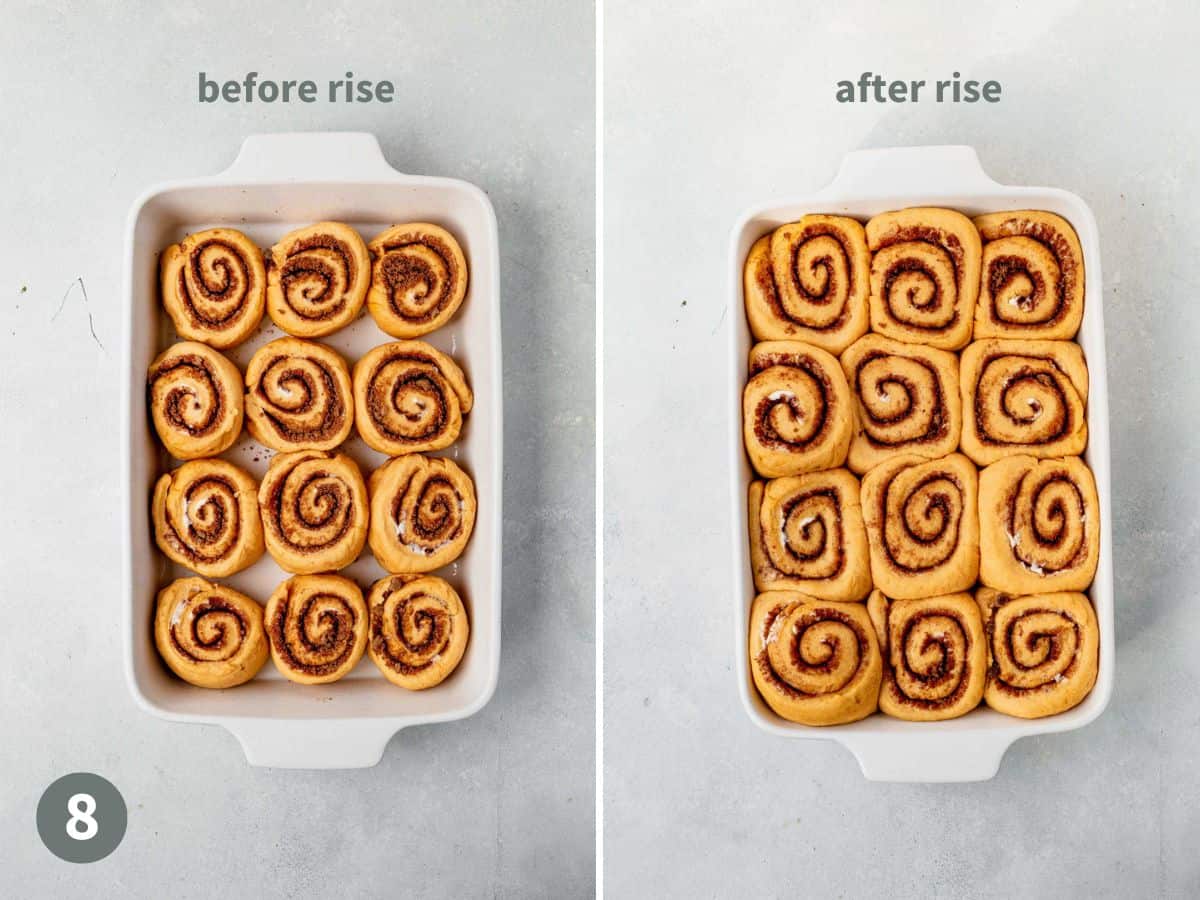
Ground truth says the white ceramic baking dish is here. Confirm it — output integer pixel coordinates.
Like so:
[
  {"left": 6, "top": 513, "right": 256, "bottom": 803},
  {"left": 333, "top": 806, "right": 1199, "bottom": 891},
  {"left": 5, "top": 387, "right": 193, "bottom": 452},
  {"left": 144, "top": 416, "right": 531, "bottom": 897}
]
[
  {"left": 122, "top": 132, "right": 502, "bottom": 768},
  {"left": 728, "top": 146, "right": 1113, "bottom": 782}
]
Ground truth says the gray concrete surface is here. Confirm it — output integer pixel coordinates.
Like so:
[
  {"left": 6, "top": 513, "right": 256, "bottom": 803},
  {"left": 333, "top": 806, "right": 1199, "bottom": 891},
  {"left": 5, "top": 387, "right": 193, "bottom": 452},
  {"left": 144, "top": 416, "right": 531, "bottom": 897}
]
[
  {"left": 604, "top": 2, "right": 1200, "bottom": 897},
  {"left": 0, "top": 2, "right": 594, "bottom": 897}
]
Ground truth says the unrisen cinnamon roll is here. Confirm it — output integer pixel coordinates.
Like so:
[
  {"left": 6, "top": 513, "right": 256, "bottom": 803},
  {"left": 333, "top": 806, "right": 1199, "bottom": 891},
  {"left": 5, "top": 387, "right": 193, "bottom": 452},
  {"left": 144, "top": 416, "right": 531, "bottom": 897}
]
[
  {"left": 867, "top": 590, "right": 986, "bottom": 721},
  {"left": 265, "top": 574, "right": 368, "bottom": 684},
  {"left": 743, "top": 215, "right": 870, "bottom": 353},
  {"left": 152, "top": 459, "right": 264, "bottom": 577},
  {"left": 160, "top": 228, "right": 266, "bottom": 349},
  {"left": 839, "top": 334, "right": 961, "bottom": 474},
  {"left": 960, "top": 339, "right": 1089, "bottom": 465},
  {"left": 974, "top": 211, "right": 1084, "bottom": 340},
  {"left": 742, "top": 340, "right": 852, "bottom": 477},
  {"left": 154, "top": 577, "right": 268, "bottom": 689},
  {"left": 244, "top": 337, "right": 353, "bottom": 452},
  {"left": 860, "top": 453, "right": 979, "bottom": 599},
  {"left": 367, "top": 574, "right": 470, "bottom": 689},
  {"left": 147, "top": 341, "right": 244, "bottom": 459},
  {"left": 749, "top": 592, "right": 882, "bottom": 725},
  {"left": 352, "top": 340, "right": 473, "bottom": 456},
  {"left": 366, "top": 223, "right": 468, "bottom": 338},
  {"left": 976, "top": 588, "right": 1099, "bottom": 718},
  {"left": 979, "top": 456, "right": 1099, "bottom": 594},
  {"left": 368, "top": 455, "right": 477, "bottom": 573},
  {"left": 266, "top": 222, "right": 370, "bottom": 337},
  {"left": 258, "top": 450, "right": 368, "bottom": 574},
  {"left": 748, "top": 469, "right": 872, "bottom": 602},
  {"left": 865, "top": 207, "right": 981, "bottom": 350}
]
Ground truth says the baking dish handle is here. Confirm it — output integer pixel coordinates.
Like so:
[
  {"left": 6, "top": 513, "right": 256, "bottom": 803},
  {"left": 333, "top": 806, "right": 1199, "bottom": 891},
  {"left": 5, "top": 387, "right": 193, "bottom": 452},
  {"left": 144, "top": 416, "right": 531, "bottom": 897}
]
[
  {"left": 220, "top": 132, "right": 400, "bottom": 181},
  {"left": 226, "top": 720, "right": 401, "bottom": 769},
  {"left": 822, "top": 145, "right": 1001, "bottom": 199},
  {"left": 842, "top": 731, "right": 1015, "bottom": 783}
]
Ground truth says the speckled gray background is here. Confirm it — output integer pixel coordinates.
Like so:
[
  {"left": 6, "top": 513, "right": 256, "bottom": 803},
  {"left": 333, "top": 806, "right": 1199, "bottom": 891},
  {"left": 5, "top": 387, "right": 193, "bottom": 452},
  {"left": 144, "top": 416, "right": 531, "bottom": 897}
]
[
  {"left": 604, "top": 1, "right": 1199, "bottom": 897},
  {"left": 0, "top": 1, "right": 594, "bottom": 897}
]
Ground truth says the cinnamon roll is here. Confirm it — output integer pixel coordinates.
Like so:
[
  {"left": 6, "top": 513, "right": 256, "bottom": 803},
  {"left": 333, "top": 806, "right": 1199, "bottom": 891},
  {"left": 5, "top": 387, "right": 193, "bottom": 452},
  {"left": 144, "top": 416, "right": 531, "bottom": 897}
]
[
  {"left": 154, "top": 577, "right": 268, "bottom": 689},
  {"left": 748, "top": 592, "right": 882, "bottom": 725},
  {"left": 974, "top": 211, "right": 1084, "bottom": 340},
  {"left": 867, "top": 590, "right": 986, "bottom": 721},
  {"left": 979, "top": 455, "right": 1100, "bottom": 594},
  {"left": 742, "top": 340, "right": 852, "bottom": 477},
  {"left": 352, "top": 340, "right": 473, "bottom": 456},
  {"left": 743, "top": 215, "right": 870, "bottom": 353},
  {"left": 368, "top": 454, "right": 477, "bottom": 573},
  {"left": 860, "top": 453, "right": 979, "bottom": 599},
  {"left": 367, "top": 574, "right": 470, "bottom": 690},
  {"left": 865, "top": 207, "right": 981, "bottom": 350},
  {"left": 839, "top": 334, "right": 961, "bottom": 474},
  {"left": 976, "top": 588, "right": 1099, "bottom": 718},
  {"left": 160, "top": 227, "right": 266, "bottom": 349},
  {"left": 265, "top": 574, "right": 368, "bottom": 684},
  {"left": 960, "top": 339, "right": 1089, "bottom": 465},
  {"left": 147, "top": 341, "right": 244, "bottom": 459},
  {"left": 748, "top": 469, "right": 872, "bottom": 602},
  {"left": 152, "top": 459, "right": 264, "bottom": 577},
  {"left": 366, "top": 223, "right": 469, "bottom": 338},
  {"left": 258, "top": 450, "right": 368, "bottom": 574},
  {"left": 266, "top": 222, "right": 370, "bottom": 337},
  {"left": 243, "top": 337, "right": 353, "bottom": 452}
]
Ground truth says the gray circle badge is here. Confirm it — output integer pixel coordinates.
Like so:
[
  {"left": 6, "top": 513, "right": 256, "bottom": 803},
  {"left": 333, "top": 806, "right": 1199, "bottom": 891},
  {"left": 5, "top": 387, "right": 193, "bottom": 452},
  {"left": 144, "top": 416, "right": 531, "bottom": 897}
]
[{"left": 37, "top": 773, "right": 127, "bottom": 863}]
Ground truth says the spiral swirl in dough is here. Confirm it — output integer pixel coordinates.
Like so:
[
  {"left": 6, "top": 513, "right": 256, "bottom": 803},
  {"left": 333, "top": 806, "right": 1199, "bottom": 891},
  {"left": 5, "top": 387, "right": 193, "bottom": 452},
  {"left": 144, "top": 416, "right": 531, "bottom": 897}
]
[
  {"left": 979, "top": 455, "right": 1099, "bottom": 594},
  {"left": 977, "top": 588, "right": 1099, "bottom": 718},
  {"left": 366, "top": 223, "right": 469, "bottom": 338},
  {"left": 839, "top": 334, "right": 961, "bottom": 474},
  {"left": 743, "top": 215, "right": 870, "bottom": 354},
  {"left": 258, "top": 450, "right": 368, "bottom": 574},
  {"left": 244, "top": 337, "right": 353, "bottom": 452},
  {"left": 154, "top": 577, "right": 268, "bottom": 689},
  {"left": 152, "top": 459, "right": 264, "bottom": 577},
  {"left": 742, "top": 340, "right": 852, "bottom": 477},
  {"left": 265, "top": 574, "right": 368, "bottom": 684},
  {"left": 368, "top": 454, "right": 477, "bottom": 573},
  {"left": 266, "top": 222, "right": 370, "bottom": 337},
  {"left": 974, "top": 211, "right": 1084, "bottom": 340},
  {"left": 867, "top": 590, "right": 986, "bottom": 721},
  {"left": 865, "top": 207, "right": 981, "bottom": 350},
  {"left": 367, "top": 574, "right": 470, "bottom": 689},
  {"left": 147, "top": 341, "right": 244, "bottom": 459},
  {"left": 748, "top": 469, "right": 871, "bottom": 602},
  {"left": 749, "top": 592, "right": 882, "bottom": 725},
  {"left": 960, "top": 339, "right": 1089, "bottom": 465},
  {"left": 860, "top": 453, "right": 979, "bottom": 599},
  {"left": 352, "top": 340, "right": 474, "bottom": 456},
  {"left": 160, "top": 227, "right": 266, "bottom": 349}
]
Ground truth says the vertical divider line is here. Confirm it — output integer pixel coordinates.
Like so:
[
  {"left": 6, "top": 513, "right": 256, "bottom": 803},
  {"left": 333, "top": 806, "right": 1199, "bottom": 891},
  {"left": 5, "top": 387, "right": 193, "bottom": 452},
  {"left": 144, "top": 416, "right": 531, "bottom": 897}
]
[{"left": 594, "top": 0, "right": 605, "bottom": 895}]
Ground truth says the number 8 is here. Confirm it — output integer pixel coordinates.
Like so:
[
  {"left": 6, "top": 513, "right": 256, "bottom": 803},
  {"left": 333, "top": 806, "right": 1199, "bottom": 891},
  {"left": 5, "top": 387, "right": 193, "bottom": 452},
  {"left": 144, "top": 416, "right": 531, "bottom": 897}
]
[{"left": 66, "top": 792, "right": 98, "bottom": 841}]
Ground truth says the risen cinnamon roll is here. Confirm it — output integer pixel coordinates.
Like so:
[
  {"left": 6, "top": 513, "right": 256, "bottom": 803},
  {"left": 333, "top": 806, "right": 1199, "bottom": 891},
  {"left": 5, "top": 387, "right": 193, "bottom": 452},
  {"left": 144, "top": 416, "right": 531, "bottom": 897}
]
[
  {"left": 867, "top": 590, "right": 986, "bottom": 721},
  {"left": 366, "top": 223, "right": 469, "bottom": 338},
  {"left": 742, "top": 340, "right": 853, "bottom": 477},
  {"left": 352, "top": 340, "right": 473, "bottom": 456},
  {"left": 979, "top": 455, "right": 1100, "bottom": 594},
  {"left": 160, "top": 227, "right": 266, "bottom": 349},
  {"left": 749, "top": 592, "right": 882, "bottom": 725},
  {"left": 152, "top": 459, "right": 264, "bottom": 577},
  {"left": 265, "top": 574, "right": 368, "bottom": 684},
  {"left": 960, "top": 339, "right": 1089, "bottom": 465},
  {"left": 147, "top": 341, "right": 244, "bottom": 459},
  {"left": 748, "top": 468, "right": 872, "bottom": 602},
  {"left": 976, "top": 588, "right": 1099, "bottom": 718},
  {"left": 244, "top": 337, "right": 353, "bottom": 452},
  {"left": 743, "top": 215, "right": 870, "bottom": 353},
  {"left": 865, "top": 207, "right": 981, "bottom": 350},
  {"left": 266, "top": 222, "right": 370, "bottom": 337},
  {"left": 974, "top": 211, "right": 1084, "bottom": 340},
  {"left": 368, "top": 455, "right": 477, "bottom": 573},
  {"left": 367, "top": 574, "right": 470, "bottom": 689},
  {"left": 154, "top": 577, "right": 268, "bottom": 689}
]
